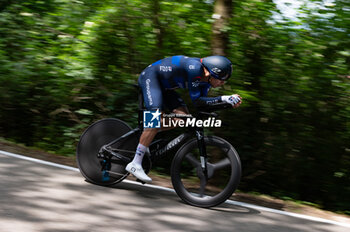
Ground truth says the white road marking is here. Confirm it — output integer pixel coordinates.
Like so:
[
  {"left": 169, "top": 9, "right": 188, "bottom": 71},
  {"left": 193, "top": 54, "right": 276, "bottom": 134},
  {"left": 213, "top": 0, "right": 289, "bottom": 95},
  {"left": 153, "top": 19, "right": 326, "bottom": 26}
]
[{"left": 1, "top": 149, "right": 349, "bottom": 228}]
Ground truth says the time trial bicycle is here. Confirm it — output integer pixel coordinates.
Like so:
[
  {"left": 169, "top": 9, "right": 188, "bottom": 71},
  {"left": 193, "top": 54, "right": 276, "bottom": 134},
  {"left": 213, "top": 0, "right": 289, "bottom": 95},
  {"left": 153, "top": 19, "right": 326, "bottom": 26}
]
[{"left": 76, "top": 90, "right": 242, "bottom": 208}]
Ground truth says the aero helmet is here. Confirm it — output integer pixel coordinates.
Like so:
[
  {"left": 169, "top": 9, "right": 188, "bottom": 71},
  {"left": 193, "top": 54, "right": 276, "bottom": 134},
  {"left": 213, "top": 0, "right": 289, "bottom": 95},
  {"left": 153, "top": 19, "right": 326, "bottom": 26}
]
[{"left": 201, "top": 56, "right": 233, "bottom": 81}]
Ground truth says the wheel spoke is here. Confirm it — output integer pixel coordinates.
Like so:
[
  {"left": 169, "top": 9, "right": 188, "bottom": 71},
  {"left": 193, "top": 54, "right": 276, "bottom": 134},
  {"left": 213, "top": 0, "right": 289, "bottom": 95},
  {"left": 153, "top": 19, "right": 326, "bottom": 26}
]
[
  {"left": 213, "top": 158, "right": 231, "bottom": 171},
  {"left": 185, "top": 153, "right": 200, "bottom": 167}
]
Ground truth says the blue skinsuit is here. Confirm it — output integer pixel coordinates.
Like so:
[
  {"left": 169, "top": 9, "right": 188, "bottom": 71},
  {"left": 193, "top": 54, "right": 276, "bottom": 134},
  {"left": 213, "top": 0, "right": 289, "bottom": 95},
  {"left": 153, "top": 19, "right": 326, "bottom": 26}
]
[{"left": 138, "top": 55, "right": 222, "bottom": 110}]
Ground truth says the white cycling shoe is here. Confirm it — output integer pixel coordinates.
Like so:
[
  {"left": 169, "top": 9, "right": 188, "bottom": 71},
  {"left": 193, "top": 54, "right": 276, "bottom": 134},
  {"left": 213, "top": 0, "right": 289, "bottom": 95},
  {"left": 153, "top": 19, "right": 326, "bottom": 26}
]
[{"left": 125, "top": 162, "right": 152, "bottom": 183}]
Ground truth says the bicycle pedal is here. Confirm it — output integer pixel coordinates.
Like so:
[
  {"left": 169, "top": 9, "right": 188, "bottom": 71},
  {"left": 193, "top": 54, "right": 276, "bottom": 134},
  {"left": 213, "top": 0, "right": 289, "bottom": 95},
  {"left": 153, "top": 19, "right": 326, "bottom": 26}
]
[{"left": 102, "top": 170, "right": 110, "bottom": 181}]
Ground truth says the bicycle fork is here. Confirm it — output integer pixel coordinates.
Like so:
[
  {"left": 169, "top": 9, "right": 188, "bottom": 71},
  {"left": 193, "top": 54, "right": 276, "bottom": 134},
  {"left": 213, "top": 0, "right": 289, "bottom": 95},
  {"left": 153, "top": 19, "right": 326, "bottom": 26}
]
[{"left": 195, "top": 129, "right": 208, "bottom": 180}]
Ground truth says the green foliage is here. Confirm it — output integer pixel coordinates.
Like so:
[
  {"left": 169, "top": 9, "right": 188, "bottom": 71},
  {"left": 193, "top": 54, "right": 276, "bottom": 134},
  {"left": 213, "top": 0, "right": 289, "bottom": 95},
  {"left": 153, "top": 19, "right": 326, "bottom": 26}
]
[{"left": 0, "top": 0, "right": 349, "bottom": 213}]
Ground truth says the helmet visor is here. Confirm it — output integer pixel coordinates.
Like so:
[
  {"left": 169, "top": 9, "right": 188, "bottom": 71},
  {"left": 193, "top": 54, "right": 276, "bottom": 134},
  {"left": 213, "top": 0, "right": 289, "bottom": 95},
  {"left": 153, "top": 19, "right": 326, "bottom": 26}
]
[{"left": 208, "top": 69, "right": 230, "bottom": 81}]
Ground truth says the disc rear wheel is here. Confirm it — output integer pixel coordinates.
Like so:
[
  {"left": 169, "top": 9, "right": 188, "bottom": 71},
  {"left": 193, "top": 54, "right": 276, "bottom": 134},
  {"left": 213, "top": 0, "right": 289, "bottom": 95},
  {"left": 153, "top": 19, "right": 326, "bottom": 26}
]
[{"left": 76, "top": 118, "right": 139, "bottom": 186}]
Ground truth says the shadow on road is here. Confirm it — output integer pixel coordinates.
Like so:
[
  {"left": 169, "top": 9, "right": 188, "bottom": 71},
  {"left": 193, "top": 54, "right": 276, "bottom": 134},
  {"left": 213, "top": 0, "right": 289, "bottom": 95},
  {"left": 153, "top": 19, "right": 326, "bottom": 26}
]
[{"left": 113, "top": 181, "right": 261, "bottom": 215}]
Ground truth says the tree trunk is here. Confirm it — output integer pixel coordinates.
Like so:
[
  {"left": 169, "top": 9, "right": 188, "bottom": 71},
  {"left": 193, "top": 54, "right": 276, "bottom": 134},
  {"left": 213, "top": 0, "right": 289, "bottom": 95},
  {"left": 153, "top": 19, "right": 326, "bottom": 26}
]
[
  {"left": 152, "top": 0, "right": 164, "bottom": 59},
  {"left": 211, "top": 0, "right": 232, "bottom": 56}
]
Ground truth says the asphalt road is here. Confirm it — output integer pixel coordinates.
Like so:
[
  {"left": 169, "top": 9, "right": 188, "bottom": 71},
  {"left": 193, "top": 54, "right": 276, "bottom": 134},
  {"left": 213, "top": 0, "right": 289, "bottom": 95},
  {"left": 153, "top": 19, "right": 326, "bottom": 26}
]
[{"left": 0, "top": 152, "right": 349, "bottom": 232}]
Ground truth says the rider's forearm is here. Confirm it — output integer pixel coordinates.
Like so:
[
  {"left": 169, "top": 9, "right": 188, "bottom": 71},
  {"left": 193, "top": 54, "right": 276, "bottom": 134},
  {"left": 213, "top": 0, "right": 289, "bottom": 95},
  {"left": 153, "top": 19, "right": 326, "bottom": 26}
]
[{"left": 193, "top": 96, "right": 222, "bottom": 107}]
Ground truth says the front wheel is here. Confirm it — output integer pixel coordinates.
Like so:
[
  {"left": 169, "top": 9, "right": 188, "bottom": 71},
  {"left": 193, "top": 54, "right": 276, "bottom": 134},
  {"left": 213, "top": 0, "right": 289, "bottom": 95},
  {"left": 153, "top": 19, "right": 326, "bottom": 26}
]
[{"left": 171, "top": 136, "right": 241, "bottom": 208}]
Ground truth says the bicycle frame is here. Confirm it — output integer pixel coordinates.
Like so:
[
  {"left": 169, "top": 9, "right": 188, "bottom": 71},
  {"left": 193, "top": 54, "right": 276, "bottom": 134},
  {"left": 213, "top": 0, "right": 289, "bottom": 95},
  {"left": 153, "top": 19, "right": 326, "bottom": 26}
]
[{"left": 101, "top": 126, "right": 207, "bottom": 164}]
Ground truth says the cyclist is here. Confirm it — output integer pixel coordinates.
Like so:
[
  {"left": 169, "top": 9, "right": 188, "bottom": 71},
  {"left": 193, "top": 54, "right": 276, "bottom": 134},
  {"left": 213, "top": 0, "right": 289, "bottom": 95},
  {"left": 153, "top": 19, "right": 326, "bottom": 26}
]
[{"left": 126, "top": 55, "right": 242, "bottom": 182}]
